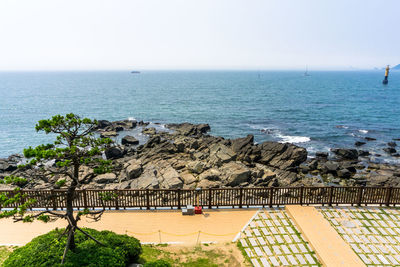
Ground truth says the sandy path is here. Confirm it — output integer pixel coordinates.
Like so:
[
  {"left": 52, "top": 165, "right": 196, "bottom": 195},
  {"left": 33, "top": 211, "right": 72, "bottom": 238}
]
[{"left": 0, "top": 209, "right": 257, "bottom": 245}]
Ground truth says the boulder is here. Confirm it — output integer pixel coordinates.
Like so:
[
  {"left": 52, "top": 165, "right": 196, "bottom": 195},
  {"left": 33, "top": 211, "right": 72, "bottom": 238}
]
[
  {"left": 197, "top": 179, "right": 220, "bottom": 188},
  {"left": 105, "top": 147, "right": 124, "bottom": 159},
  {"left": 130, "top": 165, "right": 159, "bottom": 189},
  {"left": 142, "top": 127, "right": 156, "bottom": 135},
  {"left": 186, "top": 161, "right": 205, "bottom": 174},
  {"left": 198, "top": 168, "right": 221, "bottom": 181},
  {"left": 355, "top": 141, "right": 366, "bottom": 147},
  {"left": 0, "top": 160, "right": 17, "bottom": 172},
  {"left": 315, "top": 152, "right": 328, "bottom": 158},
  {"left": 383, "top": 147, "right": 397, "bottom": 154},
  {"left": 97, "top": 120, "right": 112, "bottom": 130},
  {"left": 321, "top": 161, "right": 340, "bottom": 173},
  {"left": 166, "top": 123, "right": 210, "bottom": 136},
  {"left": 209, "top": 143, "right": 236, "bottom": 166},
  {"left": 388, "top": 142, "right": 397, "bottom": 147},
  {"left": 93, "top": 173, "right": 117, "bottom": 184},
  {"left": 159, "top": 166, "right": 183, "bottom": 189},
  {"left": 125, "top": 159, "right": 143, "bottom": 179},
  {"left": 331, "top": 148, "right": 358, "bottom": 160},
  {"left": 231, "top": 135, "right": 254, "bottom": 154},
  {"left": 258, "top": 142, "right": 307, "bottom": 170},
  {"left": 180, "top": 171, "right": 197, "bottom": 185},
  {"left": 221, "top": 162, "right": 251, "bottom": 186},
  {"left": 337, "top": 169, "right": 352, "bottom": 179},
  {"left": 100, "top": 131, "right": 118, "bottom": 138},
  {"left": 122, "top": 135, "right": 139, "bottom": 145}
]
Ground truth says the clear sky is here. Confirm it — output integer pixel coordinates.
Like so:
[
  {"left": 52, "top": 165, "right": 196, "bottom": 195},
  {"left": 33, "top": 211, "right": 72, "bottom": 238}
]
[{"left": 0, "top": 0, "right": 399, "bottom": 71}]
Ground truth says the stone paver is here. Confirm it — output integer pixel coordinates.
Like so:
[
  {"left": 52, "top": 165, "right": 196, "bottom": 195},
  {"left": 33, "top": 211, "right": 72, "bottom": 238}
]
[
  {"left": 239, "top": 208, "right": 321, "bottom": 266},
  {"left": 319, "top": 206, "right": 400, "bottom": 266}
]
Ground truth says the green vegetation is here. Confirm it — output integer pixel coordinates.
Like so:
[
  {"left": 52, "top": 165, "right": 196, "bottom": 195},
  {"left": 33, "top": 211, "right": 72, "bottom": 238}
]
[
  {"left": 0, "top": 114, "right": 115, "bottom": 264},
  {"left": 0, "top": 246, "right": 13, "bottom": 266},
  {"left": 138, "top": 243, "right": 245, "bottom": 267},
  {"left": 0, "top": 175, "right": 28, "bottom": 187},
  {"left": 3, "top": 228, "right": 141, "bottom": 267}
]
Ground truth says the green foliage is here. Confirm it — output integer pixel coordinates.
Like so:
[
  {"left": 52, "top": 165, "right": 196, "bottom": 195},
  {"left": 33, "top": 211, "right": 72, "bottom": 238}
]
[
  {"left": 93, "top": 159, "right": 113, "bottom": 174},
  {"left": 144, "top": 259, "right": 172, "bottom": 267},
  {"left": 3, "top": 228, "right": 142, "bottom": 267},
  {"left": 0, "top": 175, "right": 28, "bottom": 187},
  {"left": 99, "top": 192, "right": 118, "bottom": 202},
  {"left": 0, "top": 188, "right": 37, "bottom": 220},
  {"left": 23, "top": 113, "right": 112, "bottom": 168},
  {"left": 55, "top": 179, "right": 67, "bottom": 187}
]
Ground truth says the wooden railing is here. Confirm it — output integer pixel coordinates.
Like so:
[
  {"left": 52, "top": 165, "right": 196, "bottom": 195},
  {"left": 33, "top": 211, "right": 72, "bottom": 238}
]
[{"left": 0, "top": 186, "right": 399, "bottom": 210}]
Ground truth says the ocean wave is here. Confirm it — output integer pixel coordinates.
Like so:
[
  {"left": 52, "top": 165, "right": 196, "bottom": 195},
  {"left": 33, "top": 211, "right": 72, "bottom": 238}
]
[
  {"left": 336, "top": 125, "right": 349, "bottom": 129},
  {"left": 277, "top": 134, "right": 311, "bottom": 143},
  {"left": 358, "top": 129, "right": 368, "bottom": 134}
]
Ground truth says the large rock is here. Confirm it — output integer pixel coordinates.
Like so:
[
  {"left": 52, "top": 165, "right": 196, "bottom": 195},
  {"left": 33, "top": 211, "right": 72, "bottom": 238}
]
[
  {"left": 125, "top": 159, "right": 143, "bottom": 179},
  {"left": 159, "top": 166, "right": 183, "bottom": 189},
  {"left": 122, "top": 135, "right": 139, "bottom": 145},
  {"left": 198, "top": 168, "right": 221, "bottom": 181},
  {"left": 166, "top": 123, "right": 210, "bottom": 136},
  {"left": 331, "top": 148, "right": 358, "bottom": 160},
  {"left": 221, "top": 162, "right": 251, "bottom": 186},
  {"left": 180, "top": 171, "right": 197, "bottom": 185},
  {"left": 130, "top": 165, "right": 159, "bottom": 189},
  {"left": 100, "top": 131, "right": 118, "bottom": 138},
  {"left": 209, "top": 143, "right": 236, "bottom": 166},
  {"left": 0, "top": 160, "right": 17, "bottom": 172},
  {"left": 231, "top": 135, "right": 254, "bottom": 154},
  {"left": 258, "top": 142, "right": 307, "bottom": 170},
  {"left": 186, "top": 161, "right": 205, "bottom": 174},
  {"left": 105, "top": 147, "right": 124, "bottom": 159},
  {"left": 93, "top": 173, "right": 117, "bottom": 184}
]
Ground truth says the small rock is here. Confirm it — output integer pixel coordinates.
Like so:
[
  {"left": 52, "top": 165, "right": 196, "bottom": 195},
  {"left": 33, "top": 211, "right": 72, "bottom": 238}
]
[
  {"left": 121, "top": 135, "right": 139, "bottom": 145},
  {"left": 355, "top": 141, "right": 366, "bottom": 146},
  {"left": 315, "top": 152, "right": 328, "bottom": 158},
  {"left": 365, "top": 137, "right": 376, "bottom": 141},
  {"left": 100, "top": 131, "right": 118, "bottom": 138},
  {"left": 337, "top": 169, "right": 351, "bottom": 179},
  {"left": 105, "top": 147, "right": 124, "bottom": 159},
  {"left": 331, "top": 148, "right": 358, "bottom": 160},
  {"left": 383, "top": 147, "right": 397, "bottom": 154},
  {"left": 388, "top": 142, "right": 397, "bottom": 147}
]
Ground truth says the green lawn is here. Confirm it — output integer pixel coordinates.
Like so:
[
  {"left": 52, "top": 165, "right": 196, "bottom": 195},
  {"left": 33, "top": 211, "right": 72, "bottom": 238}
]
[
  {"left": 138, "top": 243, "right": 250, "bottom": 267},
  {"left": 0, "top": 247, "right": 13, "bottom": 266}
]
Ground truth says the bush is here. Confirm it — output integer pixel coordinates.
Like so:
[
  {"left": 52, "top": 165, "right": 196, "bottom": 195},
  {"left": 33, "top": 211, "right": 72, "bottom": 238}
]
[
  {"left": 3, "top": 228, "right": 142, "bottom": 267},
  {"left": 144, "top": 259, "right": 172, "bottom": 267}
]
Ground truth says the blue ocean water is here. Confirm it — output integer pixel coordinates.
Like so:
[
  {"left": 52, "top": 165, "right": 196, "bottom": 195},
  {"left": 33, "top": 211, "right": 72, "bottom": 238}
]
[{"left": 0, "top": 71, "right": 399, "bottom": 161}]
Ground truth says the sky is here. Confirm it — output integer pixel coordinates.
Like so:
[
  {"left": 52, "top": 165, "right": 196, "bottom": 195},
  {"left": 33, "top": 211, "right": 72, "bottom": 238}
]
[{"left": 0, "top": 0, "right": 399, "bottom": 71}]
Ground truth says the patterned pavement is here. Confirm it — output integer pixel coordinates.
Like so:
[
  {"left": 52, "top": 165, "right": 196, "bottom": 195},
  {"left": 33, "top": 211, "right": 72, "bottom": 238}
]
[
  {"left": 319, "top": 206, "right": 400, "bottom": 266},
  {"left": 238, "top": 208, "right": 321, "bottom": 267}
]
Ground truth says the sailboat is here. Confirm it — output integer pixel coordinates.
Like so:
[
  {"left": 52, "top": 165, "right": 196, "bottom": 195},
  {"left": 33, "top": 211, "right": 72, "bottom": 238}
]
[{"left": 304, "top": 65, "right": 310, "bottom": 76}]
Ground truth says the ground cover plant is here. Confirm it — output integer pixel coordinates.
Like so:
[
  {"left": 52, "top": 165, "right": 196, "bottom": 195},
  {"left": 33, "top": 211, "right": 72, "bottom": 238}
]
[{"left": 3, "top": 228, "right": 141, "bottom": 267}]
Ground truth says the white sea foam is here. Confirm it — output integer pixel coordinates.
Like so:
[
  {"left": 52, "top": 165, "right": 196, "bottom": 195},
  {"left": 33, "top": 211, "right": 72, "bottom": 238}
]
[
  {"left": 358, "top": 129, "right": 368, "bottom": 134},
  {"left": 277, "top": 134, "right": 311, "bottom": 143},
  {"left": 128, "top": 117, "right": 136, "bottom": 121}
]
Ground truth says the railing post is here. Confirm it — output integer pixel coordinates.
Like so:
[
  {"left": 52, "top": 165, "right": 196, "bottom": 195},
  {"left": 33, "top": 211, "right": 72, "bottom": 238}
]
[
  {"left": 208, "top": 189, "right": 212, "bottom": 209},
  {"left": 83, "top": 189, "right": 88, "bottom": 210},
  {"left": 146, "top": 189, "right": 150, "bottom": 210},
  {"left": 51, "top": 189, "right": 57, "bottom": 210},
  {"left": 328, "top": 186, "right": 334, "bottom": 206},
  {"left": 114, "top": 189, "right": 119, "bottom": 210},
  {"left": 239, "top": 187, "right": 243, "bottom": 208},
  {"left": 177, "top": 189, "right": 181, "bottom": 209},
  {"left": 357, "top": 186, "right": 364, "bottom": 206},
  {"left": 299, "top": 186, "right": 304, "bottom": 206},
  {"left": 385, "top": 186, "right": 393, "bottom": 207},
  {"left": 269, "top": 187, "right": 274, "bottom": 208}
]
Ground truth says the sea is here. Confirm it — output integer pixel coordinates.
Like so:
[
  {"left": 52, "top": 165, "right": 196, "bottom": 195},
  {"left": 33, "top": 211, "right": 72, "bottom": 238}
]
[{"left": 1, "top": 70, "right": 399, "bottom": 163}]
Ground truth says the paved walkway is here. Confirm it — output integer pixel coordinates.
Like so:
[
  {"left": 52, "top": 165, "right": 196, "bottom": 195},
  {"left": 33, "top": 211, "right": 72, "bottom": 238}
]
[
  {"left": 0, "top": 209, "right": 256, "bottom": 246},
  {"left": 286, "top": 205, "right": 365, "bottom": 267},
  {"left": 238, "top": 208, "right": 321, "bottom": 267},
  {"left": 319, "top": 206, "right": 400, "bottom": 266}
]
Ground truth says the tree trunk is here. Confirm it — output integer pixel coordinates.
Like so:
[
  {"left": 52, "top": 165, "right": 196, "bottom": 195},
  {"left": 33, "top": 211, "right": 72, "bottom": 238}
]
[{"left": 65, "top": 161, "right": 79, "bottom": 251}]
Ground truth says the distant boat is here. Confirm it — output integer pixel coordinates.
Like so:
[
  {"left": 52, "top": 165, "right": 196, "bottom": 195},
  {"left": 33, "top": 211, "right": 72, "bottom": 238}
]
[
  {"left": 304, "top": 66, "right": 310, "bottom": 76},
  {"left": 131, "top": 71, "right": 140, "bottom": 74}
]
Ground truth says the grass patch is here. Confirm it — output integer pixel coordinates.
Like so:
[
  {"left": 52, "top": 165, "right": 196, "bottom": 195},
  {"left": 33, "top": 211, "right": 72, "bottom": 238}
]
[
  {"left": 0, "top": 246, "right": 14, "bottom": 266},
  {"left": 139, "top": 243, "right": 248, "bottom": 267}
]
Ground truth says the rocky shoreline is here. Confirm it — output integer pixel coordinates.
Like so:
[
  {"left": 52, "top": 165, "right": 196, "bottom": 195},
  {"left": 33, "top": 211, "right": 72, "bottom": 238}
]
[{"left": 1, "top": 119, "right": 400, "bottom": 190}]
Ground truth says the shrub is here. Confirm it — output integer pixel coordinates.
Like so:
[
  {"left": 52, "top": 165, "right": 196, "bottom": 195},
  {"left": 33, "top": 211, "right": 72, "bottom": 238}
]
[
  {"left": 3, "top": 228, "right": 142, "bottom": 267},
  {"left": 144, "top": 259, "right": 172, "bottom": 267}
]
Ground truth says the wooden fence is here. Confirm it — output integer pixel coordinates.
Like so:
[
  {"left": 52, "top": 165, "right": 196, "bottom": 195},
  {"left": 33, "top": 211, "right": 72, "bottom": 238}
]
[{"left": 0, "top": 186, "right": 399, "bottom": 210}]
